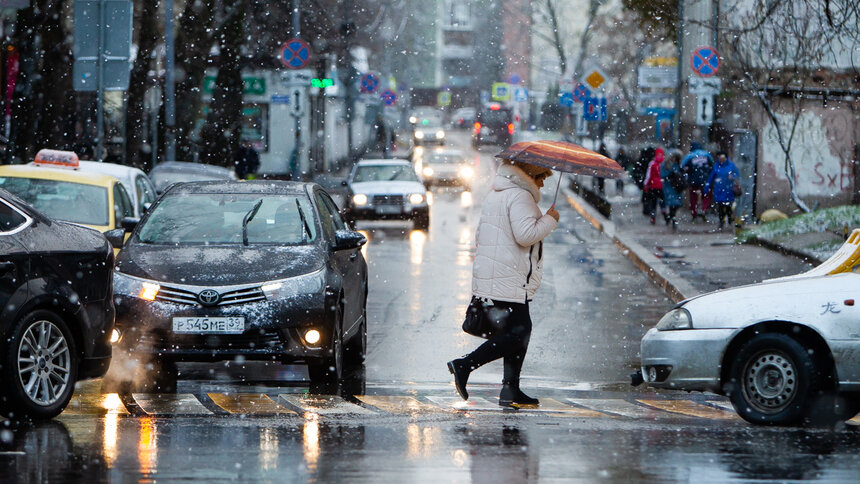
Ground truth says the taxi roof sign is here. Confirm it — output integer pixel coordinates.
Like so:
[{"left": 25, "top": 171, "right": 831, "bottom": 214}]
[{"left": 34, "top": 149, "right": 80, "bottom": 169}]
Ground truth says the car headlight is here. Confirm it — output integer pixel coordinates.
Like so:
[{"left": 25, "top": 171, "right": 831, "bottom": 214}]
[
  {"left": 409, "top": 116, "right": 417, "bottom": 124},
  {"left": 460, "top": 166, "right": 474, "bottom": 179},
  {"left": 352, "top": 193, "right": 368, "bottom": 206},
  {"left": 655, "top": 308, "right": 692, "bottom": 331},
  {"left": 409, "top": 193, "right": 425, "bottom": 204},
  {"left": 260, "top": 269, "right": 325, "bottom": 301},
  {"left": 436, "top": 130, "right": 445, "bottom": 139},
  {"left": 113, "top": 270, "right": 160, "bottom": 301},
  {"left": 423, "top": 167, "right": 434, "bottom": 176},
  {"left": 415, "top": 130, "right": 425, "bottom": 139}
]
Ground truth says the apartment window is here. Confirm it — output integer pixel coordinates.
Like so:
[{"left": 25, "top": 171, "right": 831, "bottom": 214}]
[{"left": 443, "top": 0, "right": 471, "bottom": 29}]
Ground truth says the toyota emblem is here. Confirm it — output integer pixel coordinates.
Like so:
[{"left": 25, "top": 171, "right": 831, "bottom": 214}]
[{"left": 197, "top": 289, "right": 221, "bottom": 306}]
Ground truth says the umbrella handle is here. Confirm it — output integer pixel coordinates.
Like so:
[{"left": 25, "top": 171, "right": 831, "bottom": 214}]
[{"left": 550, "top": 173, "right": 562, "bottom": 208}]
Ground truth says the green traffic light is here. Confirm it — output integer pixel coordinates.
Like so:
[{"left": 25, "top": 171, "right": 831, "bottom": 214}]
[{"left": 311, "top": 78, "right": 334, "bottom": 88}]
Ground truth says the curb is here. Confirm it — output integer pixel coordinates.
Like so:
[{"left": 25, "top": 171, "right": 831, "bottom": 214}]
[
  {"left": 746, "top": 236, "right": 824, "bottom": 266},
  {"left": 561, "top": 180, "right": 697, "bottom": 303}
]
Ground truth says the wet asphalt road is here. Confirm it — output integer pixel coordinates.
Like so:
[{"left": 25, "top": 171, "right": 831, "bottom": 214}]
[{"left": 3, "top": 132, "right": 860, "bottom": 482}]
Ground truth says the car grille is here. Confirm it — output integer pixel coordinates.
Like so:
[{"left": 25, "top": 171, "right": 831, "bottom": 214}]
[
  {"left": 140, "top": 329, "right": 282, "bottom": 350},
  {"left": 155, "top": 284, "right": 266, "bottom": 306},
  {"left": 373, "top": 195, "right": 404, "bottom": 206}
]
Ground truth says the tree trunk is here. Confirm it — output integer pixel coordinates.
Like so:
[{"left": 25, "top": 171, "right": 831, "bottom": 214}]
[
  {"left": 199, "top": 2, "right": 245, "bottom": 167},
  {"left": 125, "top": 0, "right": 159, "bottom": 170},
  {"left": 33, "top": 0, "right": 75, "bottom": 153},
  {"left": 174, "top": 0, "right": 216, "bottom": 162}
]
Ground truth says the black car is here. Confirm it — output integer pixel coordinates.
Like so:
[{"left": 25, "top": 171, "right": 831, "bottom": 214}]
[
  {"left": 108, "top": 181, "right": 368, "bottom": 385},
  {"left": 149, "top": 161, "right": 238, "bottom": 195},
  {"left": 472, "top": 103, "right": 514, "bottom": 148},
  {"left": 0, "top": 189, "right": 115, "bottom": 419}
]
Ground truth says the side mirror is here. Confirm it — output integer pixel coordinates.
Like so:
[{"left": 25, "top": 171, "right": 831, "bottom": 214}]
[
  {"left": 333, "top": 230, "right": 366, "bottom": 251},
  {"left": 105, "top": 228, "right": 126, "bottom": 249},
  {"left": 120, "top": 217, "right": 140, "bottom": 232}
]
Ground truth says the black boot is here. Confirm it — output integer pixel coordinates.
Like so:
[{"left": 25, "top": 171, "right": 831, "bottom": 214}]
[
  {"left": 447, "top": 358, "right": 471, "bottom": 400},
  {"left": 499, "top": 380, "right": 539, "bottom": 407}
]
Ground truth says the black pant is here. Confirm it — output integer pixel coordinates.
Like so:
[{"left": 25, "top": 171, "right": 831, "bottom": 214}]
[
  {"left": 716, "top": 202, "right": 733, "bottom": 226},
  {"left": 466, "top": 300, "right": 532, "bottom": 382}
]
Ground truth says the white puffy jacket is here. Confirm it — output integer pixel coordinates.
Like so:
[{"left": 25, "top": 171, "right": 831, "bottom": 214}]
[{"left": 472, "top": 163, "right": 558, "bottom": 303}]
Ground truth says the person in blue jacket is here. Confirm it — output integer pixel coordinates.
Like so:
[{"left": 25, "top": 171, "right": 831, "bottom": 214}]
[
  {"left": 680, "top": 142, "right": 714, "bottom": 221},
  {"left": 704, "top": 151, "right": 740, "bottom": 230},
  {"left": 660, "top": 149, "right": 685, "bottom": 231}
]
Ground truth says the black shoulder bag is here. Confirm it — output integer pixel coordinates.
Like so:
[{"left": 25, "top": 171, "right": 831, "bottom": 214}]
[{"left": 462, "top": 297, "right": 507, "bottom": 338}]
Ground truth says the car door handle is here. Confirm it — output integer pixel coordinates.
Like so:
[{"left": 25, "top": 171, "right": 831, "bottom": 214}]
[
  {"left": 0, "top": 261, "right": 15, "bottom": 273},
  {"left": 349, "top": 252, "right": 358, "bottom": 261}
]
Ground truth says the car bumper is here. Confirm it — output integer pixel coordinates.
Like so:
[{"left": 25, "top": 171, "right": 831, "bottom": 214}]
[
  {"left": 114, "top": 294, "right": 334, "bottom": 363},
  {"left": 348, "top": 205, "right": 428, "bottom": 220},
  {"left": 77, "top": 299, "right": 114, "bottom": 380},
  {"left": 640, "top": 327, "right": 735, "bottom": 393}
]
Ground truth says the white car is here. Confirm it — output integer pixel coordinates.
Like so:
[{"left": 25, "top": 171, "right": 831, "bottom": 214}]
[
  {"left": 344, "top": 159, "right": 430, "bottom": 230},
  {"left": 639, "top": 232, "right": 860, "bottom": 425},
  {"left": 33, "top": 160, "right": 158, "bottom": 219},
  {"left": 419, "top": 149, "right": 474, "bottom": 187}
]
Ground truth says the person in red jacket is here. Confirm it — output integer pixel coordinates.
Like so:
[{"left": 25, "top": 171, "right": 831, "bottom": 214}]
[{"left": 642, "top": 147, "right": 666, "bottom": 224}]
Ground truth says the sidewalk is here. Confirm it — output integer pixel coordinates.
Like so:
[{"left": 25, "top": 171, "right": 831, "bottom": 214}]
[{"left": 561, "top": 175, "right": 815, "bottom": 302}]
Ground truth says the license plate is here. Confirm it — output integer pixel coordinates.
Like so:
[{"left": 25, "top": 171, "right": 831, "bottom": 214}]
[
  {"left": 376, "top": 205, "right": 402, "bottom": 215},
  {"left": 172, "top": 317, "right": 245, "bottom": 334}
]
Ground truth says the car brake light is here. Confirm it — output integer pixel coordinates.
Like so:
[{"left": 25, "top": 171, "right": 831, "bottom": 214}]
[
  {"left": 473, "top": 122, "right": 481, "bottom": 134},
  {"left": 489, "top": 103, "right": 501, "bottom": 111},
  {"left": 508, "top": 123, "right": 515, "bottom": 135}
]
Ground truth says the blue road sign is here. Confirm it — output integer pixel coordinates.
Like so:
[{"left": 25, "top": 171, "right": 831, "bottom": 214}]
[
  {"left": 360, "top": 72, "right": 380, "bottom": 94},
  {"left": 514, "top": 87, "right": 528, "bottom": 102},
  {"left": 584, "top": 96, "right": 607, "bottom": 122},
  {"left": 559, "top": 92, "right": 574, "bottom": 107},
  {"left": 381, "top": 88, "right": 396, "bottom": 106},
  {"left": 572, "top": 83, "right": 590, "bottom": 103},
  {"left": 508, "top": 73, "right": 521, "bottom": 85},
  {"left": 690, "top": 46, "right": 720, "bottom": 77},
  {"left": 280, "top": 38, "right": 311, "bottom": 70}
]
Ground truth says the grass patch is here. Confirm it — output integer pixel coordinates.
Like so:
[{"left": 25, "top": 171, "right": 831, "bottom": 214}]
[{"left": 738, "top": 205, "right": 860, "bottom": 243}]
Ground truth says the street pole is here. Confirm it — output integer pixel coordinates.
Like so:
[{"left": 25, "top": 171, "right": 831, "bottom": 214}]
[
  {"left": 343, "top": 1, "right": 354, "bottom": 161},
  {"left": 165, "top": 0, "right": 176, "bottom": 162},
  {"left": 96, "top": 0, "right": 105, "bottom": 160},
  {"left": 675, "top": 0, "right": 684, "bottom": 149},
  {"left": 293, "top": 0, "right": 302, "bottom": 179}
]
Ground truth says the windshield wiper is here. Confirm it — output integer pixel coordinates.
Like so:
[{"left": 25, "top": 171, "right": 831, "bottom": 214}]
[
  {"left": 296, "top": 199, "right": 310, "bottom": 243},
  {"left": 242, "top": 199, "right": 263, "bottom": 246},
  {"left": 387, "top": 168, "right": 404, "bottom": 181}
]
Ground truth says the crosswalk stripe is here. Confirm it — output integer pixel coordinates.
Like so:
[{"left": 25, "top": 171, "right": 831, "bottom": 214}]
[
  {"left": 279, "top": 394, "right": 377, "bottom": 415},
  {"left": 567, "top": 398, "right": 660, "bottom": 419},
  {"left": 519, "top": 398, "right": 605, "bottom": 417},
  {"left": 637, "top": 399, "right": 741, "bottom": 420},
  {"left": 426, "top": 395, "right": 503, "bottom": 411},
  {"left": 356, "top": 395, "right": 450, "bottom": 415},
  {"left": 133, "top": 393, "right": 213, "bottom": 416},
  {"left": 208, "top": 393, "right": 295, "bottom": 415},
  {"left": 63, "top": 392, "right": 129, "bottom": 416},
  {"left": 703, "top": 399, "right": 736, "bottom": 412}
]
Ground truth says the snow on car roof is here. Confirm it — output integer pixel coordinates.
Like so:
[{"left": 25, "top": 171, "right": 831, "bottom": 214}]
[{"left": 356, "top": 158, "right": 411, "bottom": 166}]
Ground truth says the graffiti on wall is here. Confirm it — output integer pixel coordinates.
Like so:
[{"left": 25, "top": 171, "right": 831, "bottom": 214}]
[{"left": 761, "top": 110, "right": 853, "bottom": 197}]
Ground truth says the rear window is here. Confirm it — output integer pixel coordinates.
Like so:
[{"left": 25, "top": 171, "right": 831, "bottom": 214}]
[
  {"left": 150, "top": 170, "right": 233, "bottom": 193},
  {"left": 138, "top": 193, "right": 318, "bottom": 245},
  {"left": 0, "top": 177, "right": 109, "bottom": 226},
  {"left": 478, "top": 110, "right": 512, "bottom": 125},
  {"left": 352, "top": 165, "right": 419, "bottom": 183}
]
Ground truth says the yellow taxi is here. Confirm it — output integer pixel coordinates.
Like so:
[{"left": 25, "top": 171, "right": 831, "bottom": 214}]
[{"left": 0, "top": 149, "right": 135, "bottom": 233}]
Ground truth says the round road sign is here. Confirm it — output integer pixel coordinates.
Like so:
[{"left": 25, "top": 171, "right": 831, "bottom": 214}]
[
  {"left": 359, "top": 72, "right": 380, "bottom": 94},
  {"left": 381, "top": 89, "right": 396, "bottom": 106},
  {"left": 690, "top": 46, "right": 720, "bottom": 77},
  {"left": 572, "top": 83, "right": 590, "bottom": 103},
  {"left": 280, "top": 38, "right": 312, "bottom": 70}
]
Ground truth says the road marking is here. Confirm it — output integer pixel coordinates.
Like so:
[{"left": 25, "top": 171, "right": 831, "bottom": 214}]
[
  {"left": 280, "top": 394, "right": 377, "bottom": 415},
  {"left": 516, "top": 398, "right": 605, "bottom": 417},
  {"left": 703, "top": 399, "right": 736, "bottom": 412},
  {"left": 63, "top": 392, "right": 129, "bottom": 415},
  {"left": 357, "top": 395, "right": 450, "bottom": 415},
  {"left": 567, "top": 398, "right": 661, "bottom": 419},
  {"left": 208, "top": 393, "right": 295, "bottom": 415},
  {"left": 637, "top": 399, "right": 740, "bottom": 420},
  {"left": 133, "top": 393, "right": 213, "bottom": 416},
  {"left": 426, "top": 395, "right": 503, "bottom": 411}
]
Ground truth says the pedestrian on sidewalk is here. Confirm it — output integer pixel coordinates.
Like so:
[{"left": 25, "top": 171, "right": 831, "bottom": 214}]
[
  {"left": 643, "top": 147, "right": 666, "bottom": 225},
  {"left": 447, "top": 159, "right": 559, "bottom": 407},
  {"left": 615, "top": 146, "right": 632, "bottom": 193},
  {"left": 704, "top": 151, "right": 740, "bottom": 231},
  {"left": 660, "top": 149, "right": 685, "bottom": 231},
  {"left": 634, "top": 146, "right": 654, "bottom": 214},
  {"left": 680, "top": 142, "right": 714, "bottom": 222},
  {"left": 592, "top": 142, "right": 609, "bottom": 195}
]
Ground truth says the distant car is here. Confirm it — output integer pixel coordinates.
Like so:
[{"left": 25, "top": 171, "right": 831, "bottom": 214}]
[
  {"left": 412, "top": 118, "right": 446, "bottom": 146},
  {"left": 639, "top": 264, "right": 860, "bottom": 425},
  {"left": 344, "top": 159, "right": 430, "bottom": 230},
  {"left": 450, "top": 107, "right": 476, "bottom": 129},
  {"left": 108, "top": 181, "right": 368, "bottom": 386},
  {"left": 419, "top": 149, "right": 474, "bottom": 187},
  {"left": 75, "top": 161, "right": 158, "bottom": 218},
  {"left": 0, "top": 150, "right": 136, "bottom": 234},
  {"left": 472, "top": 103, "right": 514, "bottom": 148},
  {"left": 148, "top": 161, "right": 238, "bottom": 195},
  {"left": 0, "top": 188, "right": 115, "bottom": 419}
]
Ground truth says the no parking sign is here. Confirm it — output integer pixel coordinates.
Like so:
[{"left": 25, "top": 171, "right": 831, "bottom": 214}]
[
  {"left": 691, "top": 46, "right": 720, "bottom": 77},
  {"left": 280, "top": 38, "right": 311, "bottom": 70}
]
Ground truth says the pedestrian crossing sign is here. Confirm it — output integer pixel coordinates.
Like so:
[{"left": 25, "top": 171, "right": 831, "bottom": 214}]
[{"left": 492, "top": 82, "right": 510, "bottom": 101}]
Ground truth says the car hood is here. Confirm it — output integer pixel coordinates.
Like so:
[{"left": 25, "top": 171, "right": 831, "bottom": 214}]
[
  {"left": 116, "top": 243, "right": 325, "bottom": 286},
  {"left": 350, "top": 181, "right": 425, "bottom": 195},
  {"left": 681, "top": 272, "right": 859, "bottom": 329}
]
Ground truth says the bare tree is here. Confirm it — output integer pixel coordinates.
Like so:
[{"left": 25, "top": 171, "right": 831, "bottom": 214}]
[{"left": 125, "top": 0, "right": 160, "bottom": 169}]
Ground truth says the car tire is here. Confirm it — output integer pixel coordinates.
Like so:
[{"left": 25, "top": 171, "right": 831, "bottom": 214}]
[
  {"left": 345, "top": 317, "right": 367, "bottom": 368},
  {"left": 308, "top": 304, "right": 344, "bottom": 384},
  {"left": 0, "top": 310, "right": 79, "bottom": 420},
  {"left": 727, "top": 333, "right": 817, "bottom": 425},
  {"left": 413, "top": 211, "right": 430, "bottom": 231}
]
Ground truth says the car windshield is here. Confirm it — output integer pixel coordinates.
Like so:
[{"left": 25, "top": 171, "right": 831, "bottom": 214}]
[
  {"left": 137, "top": 193, "right": 318, "bottom": 245},
  {"left": 428, "top": 154, "right": 466, "bottom": 165},
  {"left": 0, "top": 177, "right": 109, "bottom": 226},
  {"left": 352, "top": 165, "right": 419, "bottom": 183},
  {"left": 150, "top": 171, "right": 232, "bottom": 193}
]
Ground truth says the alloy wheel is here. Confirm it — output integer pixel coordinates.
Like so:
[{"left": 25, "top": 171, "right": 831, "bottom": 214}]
[{"left": 17, "top": 320, "right": 72, "bottom": 406}]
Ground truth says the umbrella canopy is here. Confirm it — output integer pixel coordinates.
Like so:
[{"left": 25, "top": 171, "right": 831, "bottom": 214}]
[{"left": 495, "top": 140, "right": 625, "bottom": 179}]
